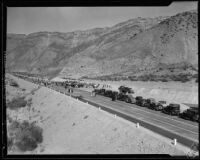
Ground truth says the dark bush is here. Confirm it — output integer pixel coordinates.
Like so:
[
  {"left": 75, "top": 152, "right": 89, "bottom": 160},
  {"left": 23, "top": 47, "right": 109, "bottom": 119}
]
[
  {"left": 161, "top": 79, "right": 168, "bottom": 82},
  {"left": 29, "top": 123, "right": 43, "bottom": 143},
  {"left": 8, "top": 120, "right": 43, "bottom": 152},
  {"left": 15, "top": 133, "right": 38, "bottom": 151},
  {"left": 6, "top": 97, "right": 27, "bottom": 110},
  {"left": 10, "top": 81, "right": 19, "bottom": 87}
]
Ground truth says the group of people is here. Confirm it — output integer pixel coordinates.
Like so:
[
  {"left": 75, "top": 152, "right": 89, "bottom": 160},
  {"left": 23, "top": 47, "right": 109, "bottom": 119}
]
[{"left": 102, "top": 84, "right": 112, "bottom": 89}]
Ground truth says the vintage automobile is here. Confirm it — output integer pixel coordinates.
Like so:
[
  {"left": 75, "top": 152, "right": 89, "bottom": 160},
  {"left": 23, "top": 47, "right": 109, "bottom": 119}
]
[
  {"left": 162, "top": 103, "right": 180, "bottom": 116},
  {"left": 179, "top": 108, "right": 199, "bottom": 122},
  {"left": 117, "top": 93, "right": 128, "bottom": 101},
  {"left": 111, "top": 91, "right": 119, "bottom": 101},
  {"left": 144, "top": 98, "right": 156, "bottom": 109},
  {"left": 104, "top": 90, "right": 114, "bottom": 98},
  {"left": 135, "top": 96, "right": 143, "bottom": 106},
  {"left": 124, "top": 94, "right": 136, "bottom": 104},
  {"left": 141, "top": 99, "right": 148, "bottom": 107},
  {"left": 154, "top": 100, "right": 167, "bottom": 111},
  {"left": 118, "top": 86, "right": 134, "bottom": 94},
  {"left": 95, "top": 89, "right": 106, "bottom": 95}
]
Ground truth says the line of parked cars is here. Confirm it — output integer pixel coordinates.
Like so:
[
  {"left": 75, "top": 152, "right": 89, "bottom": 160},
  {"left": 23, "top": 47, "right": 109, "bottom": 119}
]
[
  {"left": 94, "top": 86, "right": 199, "bottom": 123},
  {"left": 12, "top": 72, "right": 199, "bottom": 123}
]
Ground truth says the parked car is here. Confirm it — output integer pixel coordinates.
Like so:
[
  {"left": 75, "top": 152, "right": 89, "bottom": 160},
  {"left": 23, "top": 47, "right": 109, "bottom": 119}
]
[
  {"left": 98, "top": 89, "right": 106, "bottom": 95},
  {"left": 179, "top": 108, "right": 199, "bottom": 122},
  {"left": 154, "top": 100, "right": 167, "bottom": 111},
  {"left": 111, "top": 91, "right": 119, "bottom": 101},
  {"left": 162, "top": 103, "right": 180, "bottom": 115},
  {"left": 144, "top": 98, "right": 156, "bottom": 109},
  {"left": 141, "top": 99, "right": 147, "bottom": 107},
  {"left": 117, "top": 93, "right": 128, "bottom": 101},
  {"left": 118, "top": 86, "right": 134, "bottom": 94},
  {"left": 104, "top": 90, "right": 113, "bottom": 98},
  {"left": 135, "top": 96, "right": 143, "bottom": 106},
  {"left": 124, "top": 94, "right": 136, "bottom": 104}
]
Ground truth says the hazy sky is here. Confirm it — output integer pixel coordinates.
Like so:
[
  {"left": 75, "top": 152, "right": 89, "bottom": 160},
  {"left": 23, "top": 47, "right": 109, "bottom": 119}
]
[{"left": 7, "top": 1, "right": 197, "bottom": 34}]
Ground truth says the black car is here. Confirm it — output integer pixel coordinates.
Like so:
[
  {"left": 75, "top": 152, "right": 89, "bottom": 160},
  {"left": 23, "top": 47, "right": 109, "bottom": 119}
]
[
  {"left": 179, "top": 108, "right": 199, "bottom": 122},
  {"left": 99, "top": 89, "right": 106, "bottom": 95},
  {"left": 162, "top": 103, "right": 180, "bottom": 116},
  {"left": 124, "top": 94, "right": 136, "bottom": 104},
  {"left": 111, "top": 91, "right": 119, "bottom": 101},
  {"left": 117, "top": 93, "right": 128, "bottom": 101},
  {"left": 104, "top": 90, "right": 113, "bottom": 98},
  {"left": 141, "top": 99, "right": 148, "bottom": 107},
  {"left": 94, "top": 89, "right": 101, "bottom": 94},
  {"left": 135, "top": 96, "right": 143, "bottom": 106},
  {"left": 145, "top": 98, "right": 156, "bottom": 110}
]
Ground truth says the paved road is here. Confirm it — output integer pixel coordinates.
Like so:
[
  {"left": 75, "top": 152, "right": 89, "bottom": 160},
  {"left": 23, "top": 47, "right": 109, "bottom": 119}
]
[
  {"left": 9, "top": 74, "right": 199, "bottom": 149},
  {"left": 48, "top": 85, "right": 199, "bottom": 148}
]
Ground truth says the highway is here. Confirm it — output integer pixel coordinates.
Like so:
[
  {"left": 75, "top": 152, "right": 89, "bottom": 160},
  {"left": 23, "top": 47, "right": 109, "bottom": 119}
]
[{"left": 47, "top": 84, "right": 199, "bottom": 149}]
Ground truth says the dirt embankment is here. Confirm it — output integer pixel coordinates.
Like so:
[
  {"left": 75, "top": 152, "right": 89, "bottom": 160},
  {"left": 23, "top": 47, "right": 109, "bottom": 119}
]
[{"left": 6, "top": 74, "right": 196, "bottom": 155}]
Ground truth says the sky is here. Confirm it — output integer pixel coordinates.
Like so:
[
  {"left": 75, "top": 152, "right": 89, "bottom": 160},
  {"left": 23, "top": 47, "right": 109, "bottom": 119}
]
[{"left": 7, "top": 1, "right": 198, "bottom": 34}]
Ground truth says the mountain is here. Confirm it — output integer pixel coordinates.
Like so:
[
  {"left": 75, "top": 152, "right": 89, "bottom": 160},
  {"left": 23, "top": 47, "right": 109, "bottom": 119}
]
[{"left": 6, "top": 10, "right": 198, "bottom": 80}]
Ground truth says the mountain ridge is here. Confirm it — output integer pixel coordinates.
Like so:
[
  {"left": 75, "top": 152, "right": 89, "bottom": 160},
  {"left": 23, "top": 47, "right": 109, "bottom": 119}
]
[{"left": 6, "top": 10, "right": 198, "bottom": 80}]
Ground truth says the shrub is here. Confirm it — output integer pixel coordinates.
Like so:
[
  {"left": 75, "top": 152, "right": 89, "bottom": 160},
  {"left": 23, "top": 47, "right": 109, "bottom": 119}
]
[
  {"left": 8, "top": 120, "right": 43, "bottom": 152},
  {"left": 10, "top": 81, "right": 19, "bottom": 87},
  {"left": 15, "top": 133, "right": 38, "bottom": 151},
  {"left": 161, "top": 79, "right": 168, "bottom": 82},
  {"left": 6, "top": 97, "right": 27, "bottom": 110}
]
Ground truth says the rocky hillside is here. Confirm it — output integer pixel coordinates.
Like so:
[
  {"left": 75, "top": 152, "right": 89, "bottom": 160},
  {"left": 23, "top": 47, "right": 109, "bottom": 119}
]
[{"left": 6, "top": 10, "right": 198, "bottom": 79}]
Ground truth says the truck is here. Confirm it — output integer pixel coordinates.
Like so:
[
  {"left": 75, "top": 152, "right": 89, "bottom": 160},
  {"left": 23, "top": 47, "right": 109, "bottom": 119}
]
[
  {"left": 162, "top": 103, "right": 180, "bottom": 116},
  {"left": 135, "top": 96, "right": 143, "bottom": 106},
  {"left": 179, "top": 108, "right": 199, "bottom": 122}
]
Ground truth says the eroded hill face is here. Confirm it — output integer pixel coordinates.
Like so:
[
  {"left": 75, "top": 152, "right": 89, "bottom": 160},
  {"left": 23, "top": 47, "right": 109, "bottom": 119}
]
[{"left": 6, "top": 10, "right": 198, "bottom": 78}]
